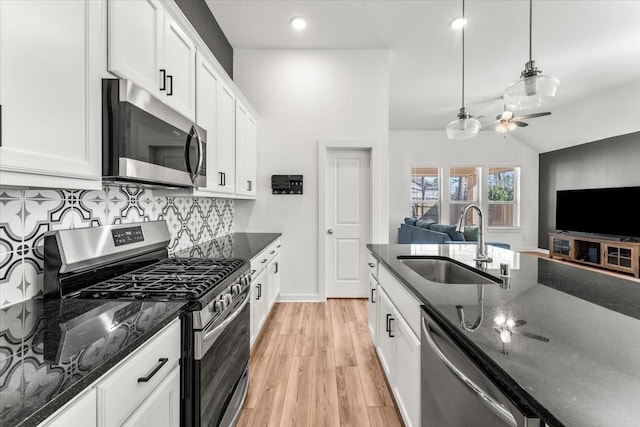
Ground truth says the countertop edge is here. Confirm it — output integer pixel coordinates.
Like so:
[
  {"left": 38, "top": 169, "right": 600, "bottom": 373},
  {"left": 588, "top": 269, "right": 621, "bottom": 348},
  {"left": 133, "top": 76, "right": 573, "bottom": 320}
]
[
  {"left": 15, "top": 302, "right": 187, "bottom": 427},
  {"left": 366, "top": 244, "right": 563, "bottom": 427}
]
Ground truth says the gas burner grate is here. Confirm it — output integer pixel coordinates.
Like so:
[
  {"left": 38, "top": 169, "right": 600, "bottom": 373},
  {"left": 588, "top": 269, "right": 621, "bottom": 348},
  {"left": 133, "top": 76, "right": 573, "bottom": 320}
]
[{"left": 74, "top": 258, "right": 246, "bottom": 300}]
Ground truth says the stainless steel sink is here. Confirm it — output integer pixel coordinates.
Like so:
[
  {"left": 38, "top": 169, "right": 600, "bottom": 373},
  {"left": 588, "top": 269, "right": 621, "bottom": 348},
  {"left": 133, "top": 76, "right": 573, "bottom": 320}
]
[{"left": 397, "top": 256, "right": 501, "bottom": 285}]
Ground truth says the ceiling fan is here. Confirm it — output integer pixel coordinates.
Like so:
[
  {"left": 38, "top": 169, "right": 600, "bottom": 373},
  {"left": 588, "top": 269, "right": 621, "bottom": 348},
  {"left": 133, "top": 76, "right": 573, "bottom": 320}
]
[{"left": 491, "top": 109, "right": 551, "bottom": 136}]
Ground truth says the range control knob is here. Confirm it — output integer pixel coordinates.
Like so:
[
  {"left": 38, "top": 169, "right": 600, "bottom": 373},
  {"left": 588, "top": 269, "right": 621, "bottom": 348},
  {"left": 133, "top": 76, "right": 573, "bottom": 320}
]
[
  {"left": 231, "top": 284, "right": 242, "bottom": 295},
  {"left": 223, "top": 294, "right": 233, "bottom": 306},
  {"left": 214, "top": 299, "right": 226, "bottom": 312}
]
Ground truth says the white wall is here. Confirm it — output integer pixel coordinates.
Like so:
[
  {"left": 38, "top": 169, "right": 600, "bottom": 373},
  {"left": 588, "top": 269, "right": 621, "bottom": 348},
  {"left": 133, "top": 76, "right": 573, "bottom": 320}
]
[
  {"left": 233, "top": 49, "right": 389, "bottom": 300},
  {"left": 389, "top": 130, "right": 540, "bottom": 251}
]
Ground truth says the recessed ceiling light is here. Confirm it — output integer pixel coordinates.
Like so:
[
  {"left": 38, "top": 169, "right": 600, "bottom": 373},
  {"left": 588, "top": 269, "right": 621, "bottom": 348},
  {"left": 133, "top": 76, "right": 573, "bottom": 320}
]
[
  {"left": 291, "top": 17, "right": 307, "bottom": 31},
  {"left": 450, "top": 17, "right": 467, "bottom": 30}
]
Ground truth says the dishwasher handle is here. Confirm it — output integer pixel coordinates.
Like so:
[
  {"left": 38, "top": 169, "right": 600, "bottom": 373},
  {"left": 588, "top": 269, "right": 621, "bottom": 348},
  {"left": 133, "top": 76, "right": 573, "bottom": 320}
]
[{"left": 421, "top": 317, "right": 517, "bottom": 427}]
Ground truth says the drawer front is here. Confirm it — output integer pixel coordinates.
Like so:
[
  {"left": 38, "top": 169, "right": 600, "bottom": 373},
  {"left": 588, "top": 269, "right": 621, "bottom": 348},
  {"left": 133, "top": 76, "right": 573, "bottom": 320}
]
[
  {"left": 250, "top": 238, "right": 281, "bottom": 275},
  {"left": 378, "top": 266, "right": 421, "bottom": 338},
  {"left": 368, "top": 252, "right": 379, "bottom": 279},
  {"left": 97, "top": 318, "right": 181, "bottom": 427}
]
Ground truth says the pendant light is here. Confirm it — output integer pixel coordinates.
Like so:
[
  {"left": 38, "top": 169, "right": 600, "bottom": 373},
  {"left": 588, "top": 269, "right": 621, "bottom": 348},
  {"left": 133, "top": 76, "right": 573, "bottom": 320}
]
[
  {"left": 446, "top": 0, "right": 480, "bottom": 140},
  {"left": 503, "top": 0, "right": 559, "bottom": 111}
]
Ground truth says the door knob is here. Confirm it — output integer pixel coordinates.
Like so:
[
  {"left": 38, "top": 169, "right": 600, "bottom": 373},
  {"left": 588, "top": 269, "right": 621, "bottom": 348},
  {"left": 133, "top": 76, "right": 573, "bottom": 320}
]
[{"left": 327, "top": 229, "right": 334, "bottom": 235}]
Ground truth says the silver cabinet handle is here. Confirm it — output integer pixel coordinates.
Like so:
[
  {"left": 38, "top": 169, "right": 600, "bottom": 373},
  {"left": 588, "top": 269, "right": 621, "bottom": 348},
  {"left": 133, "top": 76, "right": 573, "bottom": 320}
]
[
  {"left": 327, "top": 229, "right": 334, "bottom": 235},
  {"left": 421, "top": 318, "right": 517, "bottom": 427},
  {"left": 368, "top": 262, "right": 375, "bottom": 268}
]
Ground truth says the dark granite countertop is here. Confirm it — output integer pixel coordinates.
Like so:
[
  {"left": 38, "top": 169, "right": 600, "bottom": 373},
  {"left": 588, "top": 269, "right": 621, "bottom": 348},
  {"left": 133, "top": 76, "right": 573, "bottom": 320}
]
[
  {"left": 174, "top": 232, "right": 282, "bottom": 261},
  {"left": 367, "top": 243, "right": 640, "bottom": 427},
  {"left": 0, "top": 298, "right": 186, "bottom": 427}
]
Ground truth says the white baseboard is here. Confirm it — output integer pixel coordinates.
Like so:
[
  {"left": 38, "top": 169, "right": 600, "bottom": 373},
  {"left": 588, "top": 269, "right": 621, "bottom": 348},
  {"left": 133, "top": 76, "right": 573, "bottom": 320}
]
[{"left": 276, "top": 293, "right": 323, "bottom": 302}]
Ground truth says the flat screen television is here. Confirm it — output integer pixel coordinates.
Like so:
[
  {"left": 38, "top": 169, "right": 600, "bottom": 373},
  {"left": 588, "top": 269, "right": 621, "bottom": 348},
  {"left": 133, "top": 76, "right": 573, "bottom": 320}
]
[{"left": 555, "top": 186, "right": 640, "bottom": 239}]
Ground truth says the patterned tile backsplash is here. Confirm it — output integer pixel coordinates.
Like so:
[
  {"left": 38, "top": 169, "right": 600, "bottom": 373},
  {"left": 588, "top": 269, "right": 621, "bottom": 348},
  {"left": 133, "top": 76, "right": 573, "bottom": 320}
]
[{"left": 0, "top": 185, "right": 233, "bottom": 308}]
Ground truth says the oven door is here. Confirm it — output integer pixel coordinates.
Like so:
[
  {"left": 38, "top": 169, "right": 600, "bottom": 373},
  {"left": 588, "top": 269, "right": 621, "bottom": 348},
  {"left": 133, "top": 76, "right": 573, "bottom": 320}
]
[{"left": 194, "top": 289, "right": 250, "bottom": 427}]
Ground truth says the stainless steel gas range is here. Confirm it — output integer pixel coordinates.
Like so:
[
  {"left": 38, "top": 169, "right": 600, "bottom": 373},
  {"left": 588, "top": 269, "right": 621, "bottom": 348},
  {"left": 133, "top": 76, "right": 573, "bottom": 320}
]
[{"left": 43, "top": 220, "right": 251, "bottom": 427}]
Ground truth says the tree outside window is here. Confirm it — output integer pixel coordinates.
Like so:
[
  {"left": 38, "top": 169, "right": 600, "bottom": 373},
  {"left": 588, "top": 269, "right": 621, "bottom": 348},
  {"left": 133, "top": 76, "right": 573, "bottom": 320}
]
[
  {"left": 411, "top": 167, "right": 440, "bottom": 222},
  {"left": 488, "top": 166, "right": 520, "bottom": 227},
  {"left": 449, "top": 166, "right": 480, "bottom": 225}
]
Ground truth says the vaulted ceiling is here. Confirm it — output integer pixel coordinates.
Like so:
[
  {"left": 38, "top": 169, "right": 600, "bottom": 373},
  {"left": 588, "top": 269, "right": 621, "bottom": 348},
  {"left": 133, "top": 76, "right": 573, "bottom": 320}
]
[{"left": 207, "top": 0, "right": 640, "bottom": 153}]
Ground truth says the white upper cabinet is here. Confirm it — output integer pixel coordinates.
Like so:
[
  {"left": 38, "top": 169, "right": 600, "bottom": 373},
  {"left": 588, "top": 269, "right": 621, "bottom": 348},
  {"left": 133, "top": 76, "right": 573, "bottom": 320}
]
[
  {"left": 216, "top": 82, "right": 237, "bottom": 195},
  {"left": 235, "top": 100, "right": 257, "bottom": 198},
  {"left": 0, "top": 0, "right": 102, "bottom": 189},
  {"left": 196, "top": 52, "right": 236, "bottom": 196},
  {"left": 107, "top": 0, "right": 162, "bottom": 99},
  {"left": 162, "top": 12, "right": 196, "bottom": 120},
  {"left": 108, "top": 0, "right": 196, "bottom": 121}
]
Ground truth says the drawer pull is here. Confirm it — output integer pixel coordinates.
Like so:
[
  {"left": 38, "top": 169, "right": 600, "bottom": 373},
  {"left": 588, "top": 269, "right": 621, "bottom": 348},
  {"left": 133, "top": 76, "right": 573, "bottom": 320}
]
[
  {"left": 270, "top": 250, "right": 276, "bottom": 255},
  {"left": 137, "top": 358, "right": 168, "bottom": 383},
  {"left": 368, "top": 263, "right": 375, "bottom": 268},
  {"left": 261, "top": 259, "right": 268, "bottom": 264}
]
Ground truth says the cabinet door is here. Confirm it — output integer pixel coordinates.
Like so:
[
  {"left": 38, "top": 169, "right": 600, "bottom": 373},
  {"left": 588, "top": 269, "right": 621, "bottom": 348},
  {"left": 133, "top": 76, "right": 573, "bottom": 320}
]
[
  {"left": 392, "top": 311, "right": 421, "bottom": 427},
  {"left": 108, "top": 0, "right": 162, "bottom": 99},
  {"left": 41, "top": 388, "right": 97, "bottom": 427},
  {"left": 121, "top": 366, "right": 180, "bottom": 427},
  {"left": 267, "top": 254, "right": 281, "bottom": 310},
  {"left": 195, "top": 52, "right": 222, "bottom": 193},
  {"left": 375, "top": 287, "right": 395, "bottom": 381},
  {"left": 162, "top": 12, "right": 196, "bottom": 121},
  {"left": 235, "top": 101, "right": 249, "bottom": 195},
  {"left": 368, "top": 273, "right": 378, "bottom": 344},
  {"left": 245, "top": 114, "right": 258, "bottom": 197},
  {"left": 216, "top": 82, "right": 236, "bottom": 194},
  {"left": 0, "top": 0, "right": 101, "bottom": 187},
  {"left": 250, "top": 269, "right": 268, "bottom": 346}
]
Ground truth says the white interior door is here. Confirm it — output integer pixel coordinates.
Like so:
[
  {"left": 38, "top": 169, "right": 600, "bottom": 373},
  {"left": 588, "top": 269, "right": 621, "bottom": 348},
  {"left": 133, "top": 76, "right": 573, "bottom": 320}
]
[{"left": 325, "top": 149, "right": 371, "bottom": 297}]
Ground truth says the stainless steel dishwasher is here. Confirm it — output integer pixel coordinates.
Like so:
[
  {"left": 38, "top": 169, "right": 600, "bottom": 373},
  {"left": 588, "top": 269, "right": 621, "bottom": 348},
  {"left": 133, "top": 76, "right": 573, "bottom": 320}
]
[{"left": 421, "top": 306, "right": 542, "bottom": 427}]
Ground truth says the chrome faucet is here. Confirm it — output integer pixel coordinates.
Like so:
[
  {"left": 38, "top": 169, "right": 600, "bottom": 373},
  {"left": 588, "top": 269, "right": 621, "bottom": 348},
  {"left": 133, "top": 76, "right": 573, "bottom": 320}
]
[{"left": 456, "top": 203, "right": 493, "bottom": 269}]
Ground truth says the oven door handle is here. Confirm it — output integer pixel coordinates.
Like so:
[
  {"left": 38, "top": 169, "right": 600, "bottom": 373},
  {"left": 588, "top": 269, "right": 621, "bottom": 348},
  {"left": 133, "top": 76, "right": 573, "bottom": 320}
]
[{"left": 202, "top": 294, "right": 250, "bottom": 343}]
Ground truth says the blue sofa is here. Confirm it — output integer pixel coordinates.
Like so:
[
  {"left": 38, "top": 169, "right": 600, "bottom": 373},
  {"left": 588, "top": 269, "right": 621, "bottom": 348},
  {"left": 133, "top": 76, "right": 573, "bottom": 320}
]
[{"left": 398, "top": 217, "right": 511, "bottom": 250}]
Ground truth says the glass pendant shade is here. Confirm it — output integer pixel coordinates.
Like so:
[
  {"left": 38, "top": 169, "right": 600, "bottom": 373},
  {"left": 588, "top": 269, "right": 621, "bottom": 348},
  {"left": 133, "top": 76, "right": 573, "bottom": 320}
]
[
  {"left": 503, "top": 72, "right": 559, "bottom": 111},
  {"left": 504, "top": 0, "right": 559, "bottom": 111},
  {"left": 446, "top": 109, "right": 481, "bottom": 139},
  {"left": 446, "top": 0, "right": 478, "bottom": 140}
]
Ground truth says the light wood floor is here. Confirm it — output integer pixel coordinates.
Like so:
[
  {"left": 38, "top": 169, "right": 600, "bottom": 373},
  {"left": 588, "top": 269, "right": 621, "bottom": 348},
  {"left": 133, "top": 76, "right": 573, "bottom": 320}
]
[{"left": 237, "top": 299, "right": 404, "bottom": 427}]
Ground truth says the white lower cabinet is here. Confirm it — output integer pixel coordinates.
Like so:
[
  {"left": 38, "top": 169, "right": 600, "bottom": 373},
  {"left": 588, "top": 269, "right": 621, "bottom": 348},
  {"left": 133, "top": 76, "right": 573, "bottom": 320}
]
[
  {"left": 122, "top": 365, "right": 180, "bottom": 427},
  {"left": 250, "top": 268, "right": 268, "bottom": 345},
  {"left": 376, "top": 287, "right": 396, "bottom": 380},
  {"left": 97, "top": 318, "right": 180, "bottom": 427},
  {"left": 249, "top": 237, "right": 282, "bottom": 347},
  {"left": 37, "top": 318, "right": 181, "bottom": 427},
  {"left": 391, "top": 304, "right": 421, "bottom": 427},
  {"left": 373, "top": 266, "right": 421, "bottom": 427},
  {"left": 40, "top": 388, "right": 97, "bottom": 427},
  {"left": 267, "top": 253, "right": 281, "bottom": 311},
  {"left": 368, "top": 272, "right": 378, "bottom": 344}
]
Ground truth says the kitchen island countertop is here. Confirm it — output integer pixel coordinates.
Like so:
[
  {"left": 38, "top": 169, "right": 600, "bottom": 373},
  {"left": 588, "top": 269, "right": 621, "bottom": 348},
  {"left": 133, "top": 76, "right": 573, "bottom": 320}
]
[{"left": 367, "top": 243, "right": 640, "bottom": 427}]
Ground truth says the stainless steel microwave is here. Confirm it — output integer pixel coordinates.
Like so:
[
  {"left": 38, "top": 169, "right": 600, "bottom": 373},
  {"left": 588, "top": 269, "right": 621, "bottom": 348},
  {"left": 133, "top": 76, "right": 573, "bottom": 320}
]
[{"left": 102, "top": 79, "right": 206, "bottom": 188}]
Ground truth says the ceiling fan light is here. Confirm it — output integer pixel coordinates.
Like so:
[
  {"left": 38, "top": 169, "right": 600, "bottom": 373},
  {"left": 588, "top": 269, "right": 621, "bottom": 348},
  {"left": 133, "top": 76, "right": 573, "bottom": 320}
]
[
  {"left": 503, "top": 74, "right": 559, "bottom": 111},
  {"left": 446, "top": 116, "right": 481, "bottom": 139}
]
